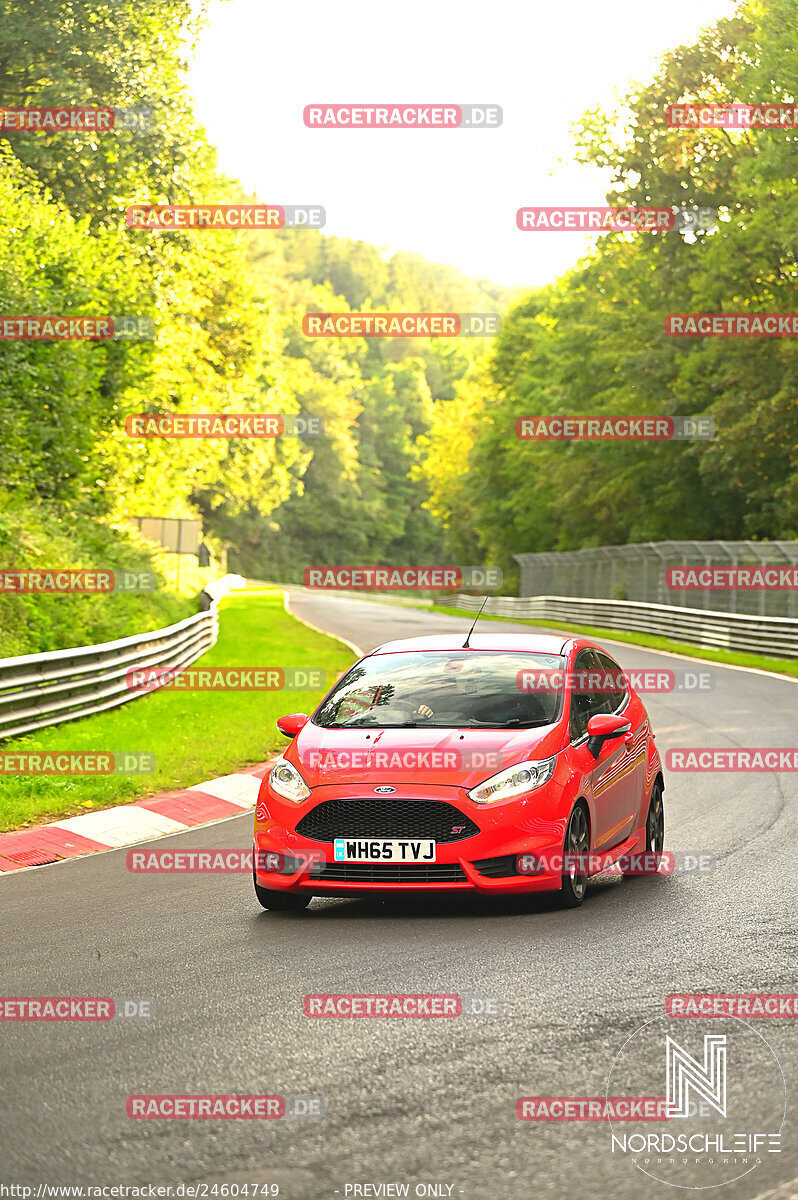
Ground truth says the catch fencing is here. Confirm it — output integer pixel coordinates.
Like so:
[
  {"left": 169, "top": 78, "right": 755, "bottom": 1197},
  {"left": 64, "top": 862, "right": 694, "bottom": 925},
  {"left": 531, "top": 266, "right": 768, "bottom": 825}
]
[{"left": 514, "top": 541, "right": 798, "bottom": 618}]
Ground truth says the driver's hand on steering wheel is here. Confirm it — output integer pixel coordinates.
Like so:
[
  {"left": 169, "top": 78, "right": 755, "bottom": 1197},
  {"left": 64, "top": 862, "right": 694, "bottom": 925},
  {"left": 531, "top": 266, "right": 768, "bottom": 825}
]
[{"left": 414, "top": 704, "right": 434, "bottom": 719}]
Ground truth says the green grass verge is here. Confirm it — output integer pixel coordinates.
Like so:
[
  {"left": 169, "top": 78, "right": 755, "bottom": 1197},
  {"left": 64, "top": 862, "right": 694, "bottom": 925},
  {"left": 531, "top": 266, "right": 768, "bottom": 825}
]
[
  {"left": 0, "top": 495, "right": 215, "bottom": 658},
  {"left": 0, "top": 589, "right": 355, "bottom": 832},
  {"left": 426, "top": 604, "right": 798, "bottom": 679}
]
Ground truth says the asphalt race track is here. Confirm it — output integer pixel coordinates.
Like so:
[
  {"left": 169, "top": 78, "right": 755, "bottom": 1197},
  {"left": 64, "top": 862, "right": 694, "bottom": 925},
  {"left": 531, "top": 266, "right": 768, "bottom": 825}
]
[{"left": 1, "top": 593, "right": 796, "bottom": 1199}]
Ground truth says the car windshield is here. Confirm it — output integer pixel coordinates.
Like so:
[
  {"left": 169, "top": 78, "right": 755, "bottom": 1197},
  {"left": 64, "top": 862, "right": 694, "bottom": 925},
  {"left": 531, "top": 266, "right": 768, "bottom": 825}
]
[{"left": 313, "top": 650, "right": 566, "bottom": 729}]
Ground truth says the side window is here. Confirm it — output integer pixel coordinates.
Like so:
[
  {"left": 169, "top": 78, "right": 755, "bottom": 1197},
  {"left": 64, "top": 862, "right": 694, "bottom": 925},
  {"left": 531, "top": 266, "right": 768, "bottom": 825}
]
[
  {"left": 597, "top": 651, "right": 628, "bottom": 712},
  {"left": 569, "top": 650, "right": 606, "bottom": 742}
]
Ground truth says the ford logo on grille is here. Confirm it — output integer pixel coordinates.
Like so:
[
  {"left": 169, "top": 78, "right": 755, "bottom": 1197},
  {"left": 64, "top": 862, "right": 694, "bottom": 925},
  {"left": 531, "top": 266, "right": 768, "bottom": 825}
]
[{"left": 374, "top": 786, "right": 396, "bottom": 794}]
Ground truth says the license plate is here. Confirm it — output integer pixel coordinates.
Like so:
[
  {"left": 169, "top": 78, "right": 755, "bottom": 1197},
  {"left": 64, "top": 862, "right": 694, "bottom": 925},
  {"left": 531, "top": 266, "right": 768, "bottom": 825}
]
[{"left": 333, "top": 838, "right": 436, "bottom": 863}]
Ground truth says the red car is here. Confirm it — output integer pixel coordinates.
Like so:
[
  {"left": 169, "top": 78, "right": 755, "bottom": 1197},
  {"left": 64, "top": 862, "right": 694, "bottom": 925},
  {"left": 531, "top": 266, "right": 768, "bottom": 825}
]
[{"left": 252, "top": 633, "right": 664, "bottom": 910}]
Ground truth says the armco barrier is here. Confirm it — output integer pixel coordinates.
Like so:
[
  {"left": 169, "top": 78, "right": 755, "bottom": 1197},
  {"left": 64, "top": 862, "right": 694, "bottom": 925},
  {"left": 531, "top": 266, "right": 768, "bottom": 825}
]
[
  {"left": 0, "top": 574, "right": 245, "bottom": 741},
  {"left": 447, "top": 593, "right": 798, "bottom": 659}
]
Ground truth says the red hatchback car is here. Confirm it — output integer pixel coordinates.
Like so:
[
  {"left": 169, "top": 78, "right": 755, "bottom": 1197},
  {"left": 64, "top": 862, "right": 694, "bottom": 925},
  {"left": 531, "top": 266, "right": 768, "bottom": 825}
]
[{"left": 252, "top": 633, "right": 664, "bottom": 910}]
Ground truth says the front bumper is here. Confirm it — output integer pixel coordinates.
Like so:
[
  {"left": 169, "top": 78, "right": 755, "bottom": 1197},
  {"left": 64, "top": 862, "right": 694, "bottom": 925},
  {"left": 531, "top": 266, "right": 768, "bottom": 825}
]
[{"left": 254, "top": 782, "right": 572, "bottom": 896}]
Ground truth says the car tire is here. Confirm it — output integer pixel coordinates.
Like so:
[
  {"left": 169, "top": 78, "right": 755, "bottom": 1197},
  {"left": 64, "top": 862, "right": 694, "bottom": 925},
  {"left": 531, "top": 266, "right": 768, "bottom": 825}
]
[
  {"left": 624, "top": 780, "right": 665, "bottom": 877},
  {"left": 253, "top": 869, "right": 311, "bottom": 912},
  {"left": 558, "top": 802, "right": 589, "bottom": 908},
  {"left": 646, "top": 780, "right": 665, "bottom": 855}
]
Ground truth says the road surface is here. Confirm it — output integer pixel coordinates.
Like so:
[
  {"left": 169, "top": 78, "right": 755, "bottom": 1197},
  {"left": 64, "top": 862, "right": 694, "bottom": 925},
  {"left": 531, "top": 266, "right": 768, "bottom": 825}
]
[{"left": 1, "top": 593, "right": 796, "bottom": 1199}]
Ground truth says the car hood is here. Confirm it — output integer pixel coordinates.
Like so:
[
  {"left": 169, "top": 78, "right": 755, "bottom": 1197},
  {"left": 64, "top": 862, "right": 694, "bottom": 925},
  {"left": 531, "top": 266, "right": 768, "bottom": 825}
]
[{"left": 287, "top": 722, "right": 563, "bottom": 789}]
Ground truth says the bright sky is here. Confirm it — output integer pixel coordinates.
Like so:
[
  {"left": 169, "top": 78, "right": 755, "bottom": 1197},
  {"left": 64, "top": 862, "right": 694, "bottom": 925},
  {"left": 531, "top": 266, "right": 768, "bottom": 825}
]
[{"left": 189, "top": 0, "right": 738, "bottom": 288}]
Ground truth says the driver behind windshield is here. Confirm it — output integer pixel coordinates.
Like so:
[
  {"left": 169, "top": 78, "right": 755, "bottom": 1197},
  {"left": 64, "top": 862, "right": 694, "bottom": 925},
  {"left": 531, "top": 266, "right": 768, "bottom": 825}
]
[
  {"left": 408, "top": 656, "right": 482, "bottom": 720},
  {"left": 319, "top": 651, "right": 561, "bottom": 729},
  {"left": 373, "top": 656, "right": 524, "bottom": 725}
]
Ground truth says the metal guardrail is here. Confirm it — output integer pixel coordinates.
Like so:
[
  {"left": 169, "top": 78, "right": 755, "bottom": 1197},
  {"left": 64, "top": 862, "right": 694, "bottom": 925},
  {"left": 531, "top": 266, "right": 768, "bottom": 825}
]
[
  {"left": 0, "top": 574, "right": 245, "bottom": 742},
  {"left": 448, "top": 593, "right": 798, "bottom": 659}
]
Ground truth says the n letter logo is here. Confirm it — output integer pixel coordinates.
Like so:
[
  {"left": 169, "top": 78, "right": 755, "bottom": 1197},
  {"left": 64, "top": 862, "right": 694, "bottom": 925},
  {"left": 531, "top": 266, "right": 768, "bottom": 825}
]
[{"left": 666, "top": 1034, "right": 727, "bottom": 1118}]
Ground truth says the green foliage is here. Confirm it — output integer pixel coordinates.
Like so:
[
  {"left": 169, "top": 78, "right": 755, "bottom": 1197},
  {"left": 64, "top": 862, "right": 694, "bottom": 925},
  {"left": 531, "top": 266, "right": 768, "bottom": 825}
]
[
  {"left": 422, "top": 0, "right": 798, "bottom": 568},
  {"left": 3, "top": 0, "right": 792, "bottom": 642},
  {"left": 0, "top": 0, "right": 206, "bottom": 226},
  {"left": 0, "top": 493, "right": 199, "bottom": 657},
  {"left": 0, "top": 0, "right": 513, "bottom": 607},
  {"left": 228, "top": 231, "right": 513, "bottom": 580}
]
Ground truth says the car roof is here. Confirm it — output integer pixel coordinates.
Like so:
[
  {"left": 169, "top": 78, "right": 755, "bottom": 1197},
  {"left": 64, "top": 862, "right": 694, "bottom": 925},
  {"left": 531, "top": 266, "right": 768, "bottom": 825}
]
[{"left": 369, "top": 633, "right": 570, "bottom": 655}]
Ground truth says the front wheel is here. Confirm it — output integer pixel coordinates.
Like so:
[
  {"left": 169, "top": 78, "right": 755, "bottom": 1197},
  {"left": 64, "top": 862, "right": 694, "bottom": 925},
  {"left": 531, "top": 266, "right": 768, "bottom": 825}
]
[
  {"left": 558, "top": 803, "right": 589, "bottom": 908},
  {"left": 253, "top": 868, "right": 311, "bottom": 911}
]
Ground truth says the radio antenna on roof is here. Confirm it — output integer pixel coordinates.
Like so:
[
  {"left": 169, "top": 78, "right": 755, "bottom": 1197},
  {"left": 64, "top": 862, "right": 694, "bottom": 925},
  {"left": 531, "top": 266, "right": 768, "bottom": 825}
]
[{"left": 462, "top": 588, "right": 494, "bottom": 649}]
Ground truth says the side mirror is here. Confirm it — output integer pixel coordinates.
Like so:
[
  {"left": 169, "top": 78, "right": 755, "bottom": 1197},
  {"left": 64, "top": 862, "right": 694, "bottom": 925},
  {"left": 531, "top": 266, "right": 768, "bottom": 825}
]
[
  {"left": 586, "top": 713, "right": 631, "bottom": 758},
  {"left": 276, "top": 713, "right": 309, "bottom": 738}
]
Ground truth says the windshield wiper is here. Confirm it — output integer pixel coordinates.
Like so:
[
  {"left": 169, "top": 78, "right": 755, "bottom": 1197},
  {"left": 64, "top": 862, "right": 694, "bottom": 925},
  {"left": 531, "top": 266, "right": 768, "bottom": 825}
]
[{"left": 456, "top": 714, "right": 552, "bottom": 728}]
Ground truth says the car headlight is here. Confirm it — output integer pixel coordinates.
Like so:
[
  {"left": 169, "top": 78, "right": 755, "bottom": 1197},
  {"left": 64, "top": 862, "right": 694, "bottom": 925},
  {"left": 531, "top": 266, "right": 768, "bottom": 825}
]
[
  {"left": 268, "top": 758, "right": 310, "bottom": 803},
  {"left": 467, "top": 757, "right": 556, "bottom": 804}
]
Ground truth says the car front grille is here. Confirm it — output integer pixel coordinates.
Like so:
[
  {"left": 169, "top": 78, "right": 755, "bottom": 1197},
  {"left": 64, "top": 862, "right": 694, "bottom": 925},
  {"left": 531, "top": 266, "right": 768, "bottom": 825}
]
[
  {"left": 295, "top": 798, "right": 480, "bottom": 844},
  {"left": 314, "top": 861, "right": 468, "bottom": 883}
]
